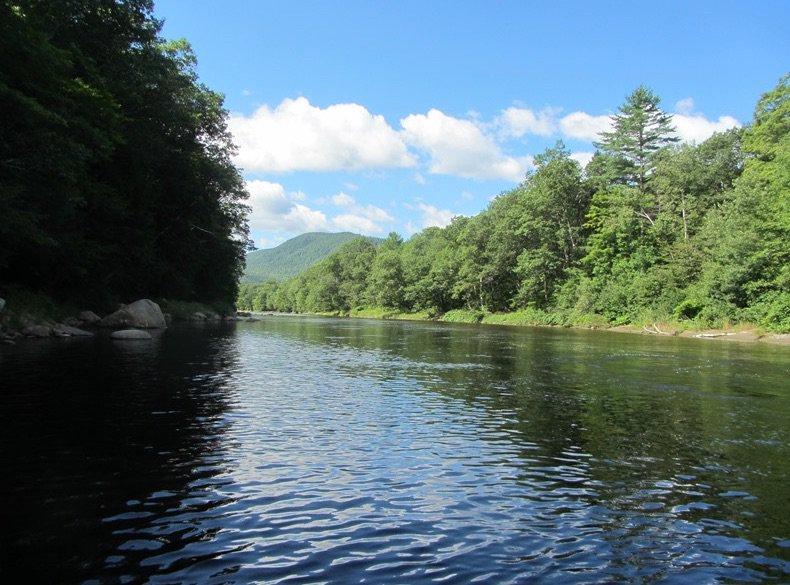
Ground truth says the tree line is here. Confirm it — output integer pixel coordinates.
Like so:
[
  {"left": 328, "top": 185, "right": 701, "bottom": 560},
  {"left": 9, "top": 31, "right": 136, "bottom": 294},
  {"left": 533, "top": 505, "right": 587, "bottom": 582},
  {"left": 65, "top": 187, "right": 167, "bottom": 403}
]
[
  {"left": 239, "top": 77, "right": 788, "bottom": 331},
  {"left": 1, "top": 1, "right": 250, "bottom": 311}
]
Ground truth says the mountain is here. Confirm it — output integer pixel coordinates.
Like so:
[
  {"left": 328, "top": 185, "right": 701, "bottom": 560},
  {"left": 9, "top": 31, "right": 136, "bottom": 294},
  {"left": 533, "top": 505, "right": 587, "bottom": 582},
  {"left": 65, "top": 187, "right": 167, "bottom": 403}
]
[{"left": 242, "top": 232, "right": 381, "bottom": 283}]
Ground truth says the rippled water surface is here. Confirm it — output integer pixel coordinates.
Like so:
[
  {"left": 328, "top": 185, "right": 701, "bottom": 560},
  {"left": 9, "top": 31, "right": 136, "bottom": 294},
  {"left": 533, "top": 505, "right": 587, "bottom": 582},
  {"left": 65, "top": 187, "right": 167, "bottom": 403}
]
[{"left": 1, "top": 316, "right": 789, "bottom": 583}]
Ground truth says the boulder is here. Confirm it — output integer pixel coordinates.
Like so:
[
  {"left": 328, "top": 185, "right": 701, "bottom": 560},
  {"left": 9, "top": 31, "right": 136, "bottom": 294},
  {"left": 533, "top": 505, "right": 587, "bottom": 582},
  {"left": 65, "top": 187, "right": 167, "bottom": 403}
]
[
  {"left": 110, "top": 329, "right": 152, "bottom": 340},
  {"left": 53, "top": 324, "right": 94, "bottom": 337},
  {"left": 22, "top": 325, "right": 52, "bottom": 338},
  {"left": 78, "top": 310, "right": 102, "bottom": 325},
  {"left": 99, "top": 299, "right": 166, "bottom": 329},
  {"left": 190, "top": 312, "right": 207, "bottom": 321}
]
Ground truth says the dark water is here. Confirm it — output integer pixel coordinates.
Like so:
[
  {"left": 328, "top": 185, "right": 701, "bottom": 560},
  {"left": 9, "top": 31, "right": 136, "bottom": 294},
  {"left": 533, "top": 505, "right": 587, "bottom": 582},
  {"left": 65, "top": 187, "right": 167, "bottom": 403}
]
[{"left": 1, "top": 317, "right": 789, "bottom": 584}]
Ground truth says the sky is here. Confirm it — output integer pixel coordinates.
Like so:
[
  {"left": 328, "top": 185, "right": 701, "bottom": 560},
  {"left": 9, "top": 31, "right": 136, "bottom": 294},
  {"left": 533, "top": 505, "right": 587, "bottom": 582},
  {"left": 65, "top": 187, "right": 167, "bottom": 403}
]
[{"left": 153, "top": 0, "right": 789, "bottom": 249}]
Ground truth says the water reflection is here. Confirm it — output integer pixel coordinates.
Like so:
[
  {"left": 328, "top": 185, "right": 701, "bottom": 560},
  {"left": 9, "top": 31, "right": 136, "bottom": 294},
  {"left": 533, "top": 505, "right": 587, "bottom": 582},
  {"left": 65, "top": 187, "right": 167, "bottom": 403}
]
[{"left": 0, "top": 317, "right": 788, "bottom": 583}]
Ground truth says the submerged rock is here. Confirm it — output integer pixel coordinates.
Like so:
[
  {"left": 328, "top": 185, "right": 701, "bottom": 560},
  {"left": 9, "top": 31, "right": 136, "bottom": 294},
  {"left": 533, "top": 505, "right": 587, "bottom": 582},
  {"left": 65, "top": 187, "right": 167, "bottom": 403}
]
[
  {"left": 99, "top": 299, "right": 166, "bottom": 329},
  {"left": 53, "top": 324, "right": 94, "bottom": 337},
  {"left": 110, "top": 329, "right": 152, "bottom": 340},
  {"left": 22, "top": 325, "right": 52, "bottom": 338},
  {"left": 78, "top": 310, "right": 102, "bottom": 325}
]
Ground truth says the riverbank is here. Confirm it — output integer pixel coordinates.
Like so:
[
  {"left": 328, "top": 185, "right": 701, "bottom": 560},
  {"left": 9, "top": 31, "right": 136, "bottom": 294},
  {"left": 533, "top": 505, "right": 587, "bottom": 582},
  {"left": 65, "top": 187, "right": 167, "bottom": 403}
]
[
  {"left": 0, "top": 289, "right": 239, "bottom": 344},
  {"left": 251, "top": 307, "right": 790, "bottom": 346}
]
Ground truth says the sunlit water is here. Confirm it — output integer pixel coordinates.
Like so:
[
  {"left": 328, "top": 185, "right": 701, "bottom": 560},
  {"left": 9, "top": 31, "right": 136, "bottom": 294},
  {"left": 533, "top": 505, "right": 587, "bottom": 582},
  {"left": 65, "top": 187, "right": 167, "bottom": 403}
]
[{"left": 1, "top": 316, "right": 788, "bottom": 583}]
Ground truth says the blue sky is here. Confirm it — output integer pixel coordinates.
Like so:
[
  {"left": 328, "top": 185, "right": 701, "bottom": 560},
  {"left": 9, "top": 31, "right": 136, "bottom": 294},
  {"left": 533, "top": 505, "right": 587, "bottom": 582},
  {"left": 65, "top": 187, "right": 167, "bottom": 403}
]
[{"left": 154, "top": 0, "right": 788, "bottom": 248}]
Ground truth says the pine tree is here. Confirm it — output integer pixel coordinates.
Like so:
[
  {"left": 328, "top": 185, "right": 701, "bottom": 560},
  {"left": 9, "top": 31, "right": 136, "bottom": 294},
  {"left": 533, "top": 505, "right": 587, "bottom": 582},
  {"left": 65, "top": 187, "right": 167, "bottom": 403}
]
[{"left": 596, "top": 86, "right": 678, "bottom": 194}]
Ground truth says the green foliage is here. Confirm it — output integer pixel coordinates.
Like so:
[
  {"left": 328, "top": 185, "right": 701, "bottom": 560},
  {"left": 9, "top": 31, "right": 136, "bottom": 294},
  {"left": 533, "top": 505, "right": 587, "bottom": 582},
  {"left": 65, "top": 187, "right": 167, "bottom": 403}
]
[
  {"left": 1, "top": 1, "right": 250, "bottom": 309},
  {"left": 242, "top": 232, "right": 381, "bottom": 283},
  {"left": 596, "top": 85, "right": 679, "bottom": 192},
  {"left": 238, "top": 78, "right": 789, "bottom": 333},
  {"left": 440, "top": 309, "right": 485, "bottom": 323}
]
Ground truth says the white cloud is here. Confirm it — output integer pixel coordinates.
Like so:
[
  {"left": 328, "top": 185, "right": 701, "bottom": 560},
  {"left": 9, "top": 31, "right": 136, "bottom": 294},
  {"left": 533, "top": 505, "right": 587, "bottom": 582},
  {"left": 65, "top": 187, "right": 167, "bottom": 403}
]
[
  {"left": 570, "top": 151, "right": 594, "bottom": 168},
  {"left": 400, "top": 109, "right": 532, "bottom": 181},
  {"left": 559, "top": 112, "right": 613, "bottom": 141},
  {"left": 229, "top": 97, "right": 415, "bottom": 172},
  {"left": 675, "top": 97, "right": 695, "bottom": 115},
  {"left": 557, "top": 101, "right": 739, "bottom": 145},
  {"left": 333, "top": 214, "right": 384, "bottom": 234},
  {"left": 246, "top": 180, "right": 329, "bottom": 232},
  {"left": 413, "top": 172, "right": 426, "bottom": 185},
  {"left": 246, "top": 180, "right": 393, "bottom": 236},
  {"left": 672, "top": 113, "right": 740, "bottom": 143},
  {"left": 496, "top": 107, "right": 557, "bottom": 137},
  {"left": 331, "top": 192, "right": 355, "bottom": 207},
  {"left": 414, "top": 202, "right": 457, "bottom": 229}
]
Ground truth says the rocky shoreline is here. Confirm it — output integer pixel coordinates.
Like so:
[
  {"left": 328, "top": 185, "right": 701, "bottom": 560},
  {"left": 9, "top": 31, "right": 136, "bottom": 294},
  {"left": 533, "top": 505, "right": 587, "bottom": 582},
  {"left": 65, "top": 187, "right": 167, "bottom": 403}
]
[{"left": 0, "top": 298, "right": 253, "bottom": 345}]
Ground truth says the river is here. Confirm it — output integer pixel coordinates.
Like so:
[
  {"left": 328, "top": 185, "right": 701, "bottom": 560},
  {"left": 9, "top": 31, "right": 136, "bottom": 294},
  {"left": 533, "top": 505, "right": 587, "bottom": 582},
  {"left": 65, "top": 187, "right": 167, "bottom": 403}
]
[{"left": 1, "top": 316, "right": 788, "bottom": 583}]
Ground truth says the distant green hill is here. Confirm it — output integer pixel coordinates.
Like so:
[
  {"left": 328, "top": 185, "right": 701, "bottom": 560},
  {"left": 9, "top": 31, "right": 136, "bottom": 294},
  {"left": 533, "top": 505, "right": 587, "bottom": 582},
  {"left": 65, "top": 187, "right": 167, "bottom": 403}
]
[{"left": 242, "top": 232, "right": 381, "bottom": 283}]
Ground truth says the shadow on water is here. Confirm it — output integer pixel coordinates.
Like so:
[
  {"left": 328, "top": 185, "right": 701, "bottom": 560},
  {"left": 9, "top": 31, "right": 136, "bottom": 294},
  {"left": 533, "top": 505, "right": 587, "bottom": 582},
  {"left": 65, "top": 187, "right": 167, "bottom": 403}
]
[
  {"left": 1, "top": 316, "right": 788, "bottom": 583},
  {"left": 0, "top": 325, "right": 241, "bottom": 583}
]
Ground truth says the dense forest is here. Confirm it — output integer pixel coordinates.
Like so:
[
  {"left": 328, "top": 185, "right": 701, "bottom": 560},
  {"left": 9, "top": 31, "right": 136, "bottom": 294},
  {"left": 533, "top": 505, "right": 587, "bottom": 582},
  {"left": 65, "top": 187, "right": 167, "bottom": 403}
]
[
  {"left": 239, "top": 78, "right": 789, "bottom": 331},
  {"left": 1, "top": 1, "right": 250, "bottom": 311}
]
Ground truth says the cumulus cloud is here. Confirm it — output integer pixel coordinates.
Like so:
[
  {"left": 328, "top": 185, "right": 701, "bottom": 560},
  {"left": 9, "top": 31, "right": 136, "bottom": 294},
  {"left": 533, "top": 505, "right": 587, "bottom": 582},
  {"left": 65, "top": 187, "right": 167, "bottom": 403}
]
[
  {"left": 496, "top": 107, "right": 557, "bottom": 137},
  {"left": 570, "top": 151, "right": 594, "bottom": 168},
  {"left": 675, "top": 97, "right": 695, "bottom": 115},
  {"left": 409, "top": 202, "right": 458, "bottom": 229},
  {"left": 246, "top": 181, "right": 393, "bottom": 236},
  {"left": 400, "top": 109, "right": 532, "bottom": 181},
  {"left": 331, "top": 192, "right": 355, "bottom": 207},
  {"left": 246, "top": 180, "right": 328, "bottom": 233},
  {"left": 559, "top": 112, "right": 614, "bottom": 141},
  {"left": 233, "top": 96, "right": 740, "bottom": 187},
  {"left": 556, "top": 104, "right": 738, "bottom": 145},
  {"left": 673, "top": 113, "right": 740, "bottom": 143},
  {"left": 229, "top": 97, "right": 415, "bottom": 173}
]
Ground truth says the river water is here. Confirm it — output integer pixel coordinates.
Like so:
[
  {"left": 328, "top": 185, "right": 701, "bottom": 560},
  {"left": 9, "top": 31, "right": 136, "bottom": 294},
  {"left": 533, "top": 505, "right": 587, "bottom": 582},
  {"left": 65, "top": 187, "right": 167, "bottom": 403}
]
[{"left": 1, "top": 316, "right": 788, "bottom": 583}]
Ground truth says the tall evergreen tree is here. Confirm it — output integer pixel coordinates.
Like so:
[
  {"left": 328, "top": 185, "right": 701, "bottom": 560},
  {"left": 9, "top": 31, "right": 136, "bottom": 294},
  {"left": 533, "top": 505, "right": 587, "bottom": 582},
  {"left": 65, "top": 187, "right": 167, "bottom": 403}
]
[{"left": 596, "top": 86, "right": 678, "bottom": 194}]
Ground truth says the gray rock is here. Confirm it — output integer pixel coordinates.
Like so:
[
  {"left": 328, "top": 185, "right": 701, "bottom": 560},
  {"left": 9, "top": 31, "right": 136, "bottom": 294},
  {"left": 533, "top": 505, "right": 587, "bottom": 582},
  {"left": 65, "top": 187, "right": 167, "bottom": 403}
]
[
  {"left": 190, "top": 312, "right": 207, "bottom": 321},
  {"left": 22, "top": 325, "right": 52, "bottom": 338},
  {"left": 110, "top": 329, "right": 152, "bottom": 340},
  {"left": 99, "top": 299, "right": 166, "bottom": 329},
  {"left": 63, "top": 317, "right": 83, "bottom": 327},
  {"left": 2, "top": 338, "right": 14, "bottom": 345},
  {"left": 53, "top": 324, "right": 94, "bottom": 337},
  {"left": 0, "top": 297, "right": 5, "bottom": 312},
  {"left": 78, "top": 310, "right": 102, "bottom": 325}
]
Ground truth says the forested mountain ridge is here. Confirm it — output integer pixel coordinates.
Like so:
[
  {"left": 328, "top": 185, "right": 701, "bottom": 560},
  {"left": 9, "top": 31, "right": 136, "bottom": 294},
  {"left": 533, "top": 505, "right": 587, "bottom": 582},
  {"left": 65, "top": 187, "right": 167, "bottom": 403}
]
[
  {"left": 239, "top": 78, "right": 789, "bottom": 332},
  {"left": 0, "top": 1, "right": 250, "bottom": 312},
  {"left": 243, "top": 233, "right": 382, "bottom": 283}
]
